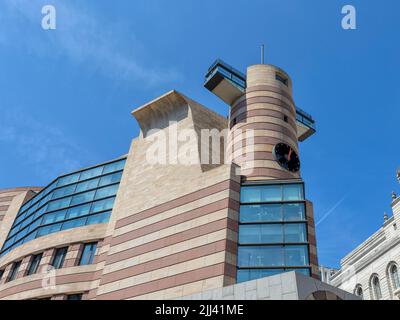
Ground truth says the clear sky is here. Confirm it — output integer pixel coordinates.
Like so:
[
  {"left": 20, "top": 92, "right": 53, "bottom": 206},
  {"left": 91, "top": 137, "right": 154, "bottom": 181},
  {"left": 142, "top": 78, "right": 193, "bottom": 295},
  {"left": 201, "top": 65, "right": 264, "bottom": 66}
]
[{"left": 1, "top": 0, "right": 399, "bottom": 269}]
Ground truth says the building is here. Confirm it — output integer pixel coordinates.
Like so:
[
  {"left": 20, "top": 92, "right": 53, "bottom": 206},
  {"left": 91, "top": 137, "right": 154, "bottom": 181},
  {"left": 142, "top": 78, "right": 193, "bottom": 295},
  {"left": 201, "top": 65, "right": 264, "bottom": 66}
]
[
  {"left": 0, "top": 60, "right": 357, "bottom": 300},
  {"left": 331, "top": 171, "right": 400, "bottom": 300},
  {"left": 319, "top": 266, "right": 338, "bottom": 285}
]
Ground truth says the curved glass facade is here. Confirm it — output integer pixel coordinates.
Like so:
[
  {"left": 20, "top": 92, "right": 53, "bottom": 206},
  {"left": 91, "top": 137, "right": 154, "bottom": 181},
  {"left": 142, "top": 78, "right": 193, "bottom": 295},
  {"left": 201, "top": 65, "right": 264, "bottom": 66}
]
[
  {"left": 237, "top": 182, "right": 311, "bottom": 283},
  {"left": 0, "top": 158, "right": 126, "bottom": 257}
]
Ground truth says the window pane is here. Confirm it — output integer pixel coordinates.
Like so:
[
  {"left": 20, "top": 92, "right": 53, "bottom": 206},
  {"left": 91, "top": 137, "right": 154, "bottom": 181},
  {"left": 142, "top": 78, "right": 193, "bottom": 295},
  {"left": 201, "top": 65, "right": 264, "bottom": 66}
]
[
  {"left": 42, "top": 210, "right": 67, "bottom": 225},
  {"left": 79, "top": 243, "right": 97, "bottom": 265},
  {"left": 95, "top": 184, "right": 119, "bottom": 200},
  {"left": 283, "top": 203, "right": 305, "bottom": 221},
  {"left": 7, "top": 261, "right": 21, "bottom": 282},
  {"left": 283, "top": 184, "right": 303, "bottom": 201},
  {"left": 67, "top": 203, "right": 91, "bottom": 219},
  {"left": 285, "top": 268, "right": 310, "bottom": 276},
  {"left": 79, "top": 166, "right": 103, "bottom": 181},
  {"left": 241, "top": 185, "right": 282, "bottom": 203},
  {"left": 37, "top": 223, "right": 62, "bottom": 237},
  {"left": 51, "top": 185, "right": 76, "bottom": 199},
  {"left": 284, "top": 245, "right": 309, "bottom": 266},
  {"left": 99, "top": 172, "right": 123, "bottom": 187},
  {"left": 238, "top": 246, "right": 284, "bottom": 267},
  {"left": 56, "top": 173, "right": 80, "bottom": 187},
  {"left": 239, "top": 225, "right": 283, "bottom": 244},
  {"left": 102, "top": 160, "right": 125, "bottom": 174},
  {"left": 61, "top": 217, "right": 87, "bottom": 231},
  {"left": 87, "top": 211, "right": 111, "bottom": 225},
  {"left": 240, "top": 204, "right": 282, "bottom": 222},
  {"left": 284, "top": 224, "right": 307, "bottom": 243},
  {"left": 75, "top": 178, "right": 99, "bottom": 193},
  {"left": 52, "top": 247, "right": 68, "bottom": 269},
  {"left": 237, "top": 268, "right": 283, "bottom": 283},
  {"left": 46, "top": 197, "right": 72, "bottom": 212},
  {"left": 90, "top": 198, "right": 115, "bottom": 213},
  {"left": 27, "top": 254, "right": 42, "bottom": 275},
  {"left": 70, "top": 191, "right": 95, "bottom": 206}
]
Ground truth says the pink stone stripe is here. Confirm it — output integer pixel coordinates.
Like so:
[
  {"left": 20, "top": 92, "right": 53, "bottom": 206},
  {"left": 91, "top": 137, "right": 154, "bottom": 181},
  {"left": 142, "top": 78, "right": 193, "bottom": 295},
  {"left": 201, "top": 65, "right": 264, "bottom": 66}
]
[
  {"left": 0, "top": 271, "right": 95, "bottom": 299},
  {"left": 111, "top": 197, "right": 239, "bottom": 246},
  {"left": 245, "top": 85, "right": 294, "bottom": 104},
  {"left": 231, "top": 109, "right": 297, "bottom": 130},
  {"left": 240, "top": 167, "right": 297, "bottom": 180},
  {"left": 115, "top": 179, "right": 240, "bottom": 229},
  {"left": 96, "top": 262, "right": 236, "bottom": 300},
  {"left": 231, "top": 122, "right": 298, "bottom": 143},
  {"left": 232, "top": 96, "right": 295, "bottom": 116},
  {"left": 100, "top": 239, "right": 237, "bottom": 285},
  {"left": 105, "top": 218, "right": 238, "bottom": 265}
]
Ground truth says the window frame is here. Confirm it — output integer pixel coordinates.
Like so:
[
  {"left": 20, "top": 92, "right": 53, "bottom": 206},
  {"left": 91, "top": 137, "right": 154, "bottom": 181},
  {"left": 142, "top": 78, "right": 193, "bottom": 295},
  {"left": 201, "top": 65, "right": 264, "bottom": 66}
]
[
  {"left": 26, "top": 253, "right": 43, "bottom": 276},
  {"left": 79, "top": 243, "right": 98, "bottom": 266},
  {"left": 51, "top": 247, "right": 69, "bottom": 270},
  {"left": 6, "top": 260, "right": 22, "bottom": 282}
]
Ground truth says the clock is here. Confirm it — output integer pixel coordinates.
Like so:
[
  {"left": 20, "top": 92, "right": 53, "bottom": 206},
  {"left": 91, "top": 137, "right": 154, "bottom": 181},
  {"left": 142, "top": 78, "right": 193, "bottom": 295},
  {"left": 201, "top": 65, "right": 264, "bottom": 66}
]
[{"left": 273, "top": 143, "right": 300, "bottom": 173}]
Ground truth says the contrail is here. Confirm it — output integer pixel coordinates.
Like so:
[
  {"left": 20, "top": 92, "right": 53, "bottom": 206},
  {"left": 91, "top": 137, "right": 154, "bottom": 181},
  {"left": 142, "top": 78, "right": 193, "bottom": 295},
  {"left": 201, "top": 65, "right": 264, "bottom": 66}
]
[{"left": 316, "top": 194, "right": 350, "bottom": 227}]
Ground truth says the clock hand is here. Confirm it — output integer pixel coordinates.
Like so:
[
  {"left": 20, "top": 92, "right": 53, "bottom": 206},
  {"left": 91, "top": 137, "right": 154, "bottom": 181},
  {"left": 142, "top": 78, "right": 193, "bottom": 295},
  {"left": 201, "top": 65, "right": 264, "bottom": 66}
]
[{"left": 288, "top": 147, "right": 292, "bottom": 161}]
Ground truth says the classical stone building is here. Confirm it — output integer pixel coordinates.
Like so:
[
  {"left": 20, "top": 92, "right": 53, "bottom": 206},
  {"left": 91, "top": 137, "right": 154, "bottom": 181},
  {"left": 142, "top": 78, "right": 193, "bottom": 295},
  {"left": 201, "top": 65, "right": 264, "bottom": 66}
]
[
  {"left": 331, "top": 172, "right": 400, "bottom": 300},
  {"left": 0, "top": 60, "right": 357, "bottom": 300}
]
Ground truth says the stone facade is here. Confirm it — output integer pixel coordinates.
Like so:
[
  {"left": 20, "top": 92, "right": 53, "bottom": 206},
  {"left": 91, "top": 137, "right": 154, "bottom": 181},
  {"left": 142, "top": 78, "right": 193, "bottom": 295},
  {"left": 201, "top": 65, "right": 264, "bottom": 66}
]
[
  {"left": 331, "top": 189, "right": 400, "bottom": 300},
  {"left": 180, "top": 271, "right": 359, "bottom": 300}
]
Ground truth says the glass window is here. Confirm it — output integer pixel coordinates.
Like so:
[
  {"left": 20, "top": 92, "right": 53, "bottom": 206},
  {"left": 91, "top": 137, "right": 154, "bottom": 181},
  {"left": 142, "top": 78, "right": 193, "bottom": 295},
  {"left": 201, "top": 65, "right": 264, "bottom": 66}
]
[
  {"left": 86, "top": 211, "right": 111, "bottom": 225},
  {"left": 67, "top": 294, "right": 83, "bottom": 301},
  {"left": 79, "top": 166, "right": 103, "bottom": 181},
  {"left": 284, "top": 224, "right": 307, "bottom": 243},
  {"left": 27, "top": 218, "right": 42, "bottom": 233},
  {"left": 7, "top": 261, "right": 21, "bottom": 282},
  {"left": 42, "top": 210, "right": 67, "bottom": 225},
  {"left": 66, "top": 203, "right": 91, "bottom": 219},
  {"left": 27, "top": 253, "right": 43, "bottom": 275},
  {"left": 237, "top": 268, "right": 283, "bottom": 283},
  {"left": 238, "top": 246, "right": 284, "bottom": 267},
  {"left": 102, "top": 160, "right": 125, "bottom": 174},
  {"left": 390, "top": 265, "right": 400, "bottom": 290},
  {"left": 284, "top": 245, "right": 309, "bottom": 267},
  {"left": 46, "top": 197, "right": 72, "bottom": 212},
  {"left": 51, "top": 247, "right": 68, "bottom": 269},
  {"left": 240, "top": 185, "right": 282, "bottom": 203},
  {"left": 283, "top": 203, "right": 305, "bottom": 221},
  {"left": 75, "top": 178, "right": 100, "bottom": 193},
  {"left": 283, "top": 184, "right": 303, "bottom": 201},
  {"left": 99, "top": 172, "right": 123, "bottom": 187},
  {"left": 56, "top": 173, "right": 80, "bottom": 187},
  {"left": 240, "top": 204, "right": 282, "bottom": 222},
  {"left": 354, "top": 285, "right": 363, "bottom": 298},
  {"left": 90, "top": 198, "right": 115, "bottom": 213},
  {"left": 61, "top": 217, "right": 87, "bottom": 231},
  {"left": 372, "top": 276, "right": 382, "bottom": 300},
  {"left": 95, "top": 184, "right": 119, "bottom": 200},
  {"left": 70, "top": 190, "right": 95, "bottom": 206},
  {"left": 37, "top": 223, "right": 62, "bottom": 237},
  {"left": 79, "top": 243, "right": 97, "bottom": 266},
  {"left": 239, "top": 225, "right": 283, "bottom": 244},
  {"left": 51, "top": 185, "right": 76, "bottom": 199}
]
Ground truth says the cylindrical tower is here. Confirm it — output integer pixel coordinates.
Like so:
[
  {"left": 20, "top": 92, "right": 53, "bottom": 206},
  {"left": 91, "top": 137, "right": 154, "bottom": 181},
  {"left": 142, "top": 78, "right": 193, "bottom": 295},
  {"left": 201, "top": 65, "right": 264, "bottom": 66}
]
[{"left": 227, "top": 64, "right": 300, "bottom": 181}]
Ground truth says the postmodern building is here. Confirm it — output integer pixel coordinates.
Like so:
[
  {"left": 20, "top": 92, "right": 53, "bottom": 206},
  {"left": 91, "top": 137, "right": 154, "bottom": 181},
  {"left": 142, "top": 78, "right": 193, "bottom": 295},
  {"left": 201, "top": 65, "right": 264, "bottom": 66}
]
[
  {"left": 331, "top": 171, "right": 400, "bottom": 300},
  {"left": 0, "top": 60, "right": 356, "bottom": 300}
]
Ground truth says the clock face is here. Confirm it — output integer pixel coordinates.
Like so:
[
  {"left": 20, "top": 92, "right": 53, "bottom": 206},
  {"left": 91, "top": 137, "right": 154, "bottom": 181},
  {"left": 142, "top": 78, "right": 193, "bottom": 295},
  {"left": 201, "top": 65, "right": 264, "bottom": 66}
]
[{"left": 273, "top": 143, "right": 300, "bottom": 173}]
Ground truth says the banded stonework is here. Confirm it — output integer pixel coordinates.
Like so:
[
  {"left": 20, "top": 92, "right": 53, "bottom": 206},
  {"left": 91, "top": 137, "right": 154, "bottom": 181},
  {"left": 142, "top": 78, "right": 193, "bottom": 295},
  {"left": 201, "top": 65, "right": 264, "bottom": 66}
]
[{"left": 227, "top": 64, "right": 300, "bottom": 181}]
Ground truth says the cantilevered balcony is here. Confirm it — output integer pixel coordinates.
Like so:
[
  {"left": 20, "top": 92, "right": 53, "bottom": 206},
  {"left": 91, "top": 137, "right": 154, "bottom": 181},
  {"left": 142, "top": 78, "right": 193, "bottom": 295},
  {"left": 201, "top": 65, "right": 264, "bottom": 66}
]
[{"left": 204, "top": 59, "right": 316, "bottom": 142}]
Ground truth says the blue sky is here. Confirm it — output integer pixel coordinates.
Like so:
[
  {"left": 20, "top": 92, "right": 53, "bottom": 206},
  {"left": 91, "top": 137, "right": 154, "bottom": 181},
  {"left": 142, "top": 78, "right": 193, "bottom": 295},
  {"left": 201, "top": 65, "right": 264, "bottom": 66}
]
[{"left": 0, "top": 0, "right": 399, "bottom": 268}]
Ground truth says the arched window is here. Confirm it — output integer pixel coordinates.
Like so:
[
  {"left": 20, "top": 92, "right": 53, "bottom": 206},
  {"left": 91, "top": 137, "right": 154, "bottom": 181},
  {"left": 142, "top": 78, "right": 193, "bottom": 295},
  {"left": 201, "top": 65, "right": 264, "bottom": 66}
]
[
  {"left": 371, "top": 275, "right": 382, "bottom": 300},
  {"left": 354, "top": 285, "right": 363, "bottom": 299},
  {"left": 390, "top": 264, "right": 400, "bottom": 291}
]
